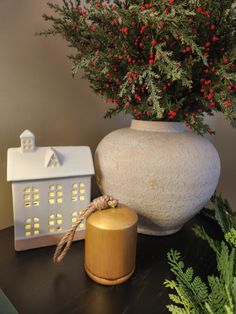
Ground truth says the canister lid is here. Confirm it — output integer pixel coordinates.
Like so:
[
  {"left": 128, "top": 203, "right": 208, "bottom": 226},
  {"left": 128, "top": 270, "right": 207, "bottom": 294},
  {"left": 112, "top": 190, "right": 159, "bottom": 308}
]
[{"left": 87, "top": 204, "right": 138, "bottom": 231}]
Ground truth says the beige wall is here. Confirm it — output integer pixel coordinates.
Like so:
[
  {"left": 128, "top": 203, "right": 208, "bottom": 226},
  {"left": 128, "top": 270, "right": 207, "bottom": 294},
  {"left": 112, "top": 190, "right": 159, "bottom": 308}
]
[{"left": 0, "top": 1, "right": 235, "bottom": 230}]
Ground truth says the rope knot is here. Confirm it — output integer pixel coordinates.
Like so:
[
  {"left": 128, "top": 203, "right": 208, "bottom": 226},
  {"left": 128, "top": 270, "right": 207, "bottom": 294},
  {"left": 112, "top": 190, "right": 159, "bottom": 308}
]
[{"left": 92, "top": 195, "right": 118, "bottom": 210}]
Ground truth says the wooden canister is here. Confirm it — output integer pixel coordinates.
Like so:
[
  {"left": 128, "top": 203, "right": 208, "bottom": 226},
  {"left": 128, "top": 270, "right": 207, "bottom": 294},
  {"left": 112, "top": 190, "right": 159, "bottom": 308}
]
[{"left": 85, "top": 204, "right": 138, "bottom": 285}]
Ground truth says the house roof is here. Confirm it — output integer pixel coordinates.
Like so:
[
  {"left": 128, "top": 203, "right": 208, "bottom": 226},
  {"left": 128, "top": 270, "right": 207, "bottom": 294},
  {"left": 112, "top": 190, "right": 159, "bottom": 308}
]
[
  {"left": 7, "top": 146, "right": 95, "bottom": 182},
  {"left": 20, "top": 129, "right": 34, "bottom": 139}
]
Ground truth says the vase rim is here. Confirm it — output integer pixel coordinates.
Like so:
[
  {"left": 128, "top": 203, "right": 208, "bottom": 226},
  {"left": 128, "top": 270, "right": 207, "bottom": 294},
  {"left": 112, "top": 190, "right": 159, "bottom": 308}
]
[{"left": 130, "top": 120, "right": 186, "bottom": 133}]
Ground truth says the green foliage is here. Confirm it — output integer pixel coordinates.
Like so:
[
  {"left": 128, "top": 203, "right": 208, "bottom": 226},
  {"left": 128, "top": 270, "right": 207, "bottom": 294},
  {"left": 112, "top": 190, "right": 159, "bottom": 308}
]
[
  {"left": 39, "top": 0, "right": 236, "bottom": 134},
  {"left": 164, "top": 196, "right": 236, "bottom": 313},
  {"left": 211, "top": 194, "right": 236, "bottom": 235}
]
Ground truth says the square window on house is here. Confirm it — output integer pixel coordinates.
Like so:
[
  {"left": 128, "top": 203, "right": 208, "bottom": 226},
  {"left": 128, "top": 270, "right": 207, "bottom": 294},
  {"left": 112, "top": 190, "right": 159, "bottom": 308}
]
[
  {"left": 72, "top": 190, "right": 78, "bottom": 195},
  {"left": 72, "top": 196, "right": 78, "bottom": 202},
  {"left": 24, "top": 187, "right": 31, "bottom": 193},
  {"left": 80, "top": 189, "right": 85, "bottom": 194},
  {"left": 57, "top": 184, "right": 62, "bottom": 190},
  {"left": 72, "top": 217, "right": 77, "bottom": 223},
  {"left": 80, "top": 183, "right": 85, "bottom": 188},
  {"left": 49, "top": 199, "right": 55, "bottom": 205},
  {"left": 72, "top": 183, "right": 78, "bottom": 188},
  {"left": 25, "top": 202, "right": 31, "bottom": 207},
  {"left": 24, "top": 194, "right": 31, "bottom": 200},
  {"left": 49, "top": 192, "right": 55, "bottom": 197},
  {"left": 33, "top": 201, "right": 39, "bottom": 206},
  {"left": 80, "top": 196, "right": 85, "bottom": 201},
  {"left": 50, "top": 185, "right": 55, "bottom": 191},
  {"left": 33, "top": 193, "right": 39, "bottom": 199},
  {"left": 49, "top": 227, "right": 55, "bottom": 233},
  {"left": 25, "top": 231, "right": 31, "bottom": 236},
  {"left": 57, "top": 198, "right": 63, "bottom": 204}
]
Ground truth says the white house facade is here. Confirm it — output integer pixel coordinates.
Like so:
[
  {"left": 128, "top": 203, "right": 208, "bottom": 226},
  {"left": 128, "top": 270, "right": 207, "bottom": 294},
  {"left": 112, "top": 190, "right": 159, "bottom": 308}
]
[{"left": 7, "top": 130, "right": 95, "bottom": 251}]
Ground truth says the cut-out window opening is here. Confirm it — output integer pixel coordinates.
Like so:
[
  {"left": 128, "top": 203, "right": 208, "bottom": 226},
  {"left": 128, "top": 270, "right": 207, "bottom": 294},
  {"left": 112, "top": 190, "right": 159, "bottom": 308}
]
[
  {"left": 48, "top": 155, "right": 60, "bottom": 168},
  {"left": 22, "top": 139, "right": 33, "bottom": 151},
  {"left": 25, "top": 217, "right": 40, "bottom": 237},
  {"left": 72, "top": 196, "right": 78, "bottom": 202}
]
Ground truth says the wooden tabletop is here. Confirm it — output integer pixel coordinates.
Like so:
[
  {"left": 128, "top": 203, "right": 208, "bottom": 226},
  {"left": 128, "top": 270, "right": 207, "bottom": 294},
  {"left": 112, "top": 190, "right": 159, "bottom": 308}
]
[{"left": 0, "top": 215, "right": 220, "bottom": 314}]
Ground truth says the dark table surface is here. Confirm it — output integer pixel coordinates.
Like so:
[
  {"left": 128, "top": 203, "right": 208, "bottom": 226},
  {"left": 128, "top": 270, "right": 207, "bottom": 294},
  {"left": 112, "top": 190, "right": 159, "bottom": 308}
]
[{"left": 0, "top": 215, "right": 221, "bottom": 314}]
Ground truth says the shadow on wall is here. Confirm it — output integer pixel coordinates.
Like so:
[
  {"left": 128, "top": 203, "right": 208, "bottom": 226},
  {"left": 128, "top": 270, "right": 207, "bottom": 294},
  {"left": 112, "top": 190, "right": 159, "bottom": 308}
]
[
  {"left": 208, "top": 113, "right": 236, "bottom": 211},
  {"left": 0, "top": 0, "right": 131, "bottom": 230}
]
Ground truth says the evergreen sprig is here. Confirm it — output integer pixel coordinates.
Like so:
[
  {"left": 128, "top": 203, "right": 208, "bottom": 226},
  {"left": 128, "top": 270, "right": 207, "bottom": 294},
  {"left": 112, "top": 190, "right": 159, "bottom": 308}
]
[
  {"left": 39, "top": 0, "right": 236, "bottom": 134},
  {"left": 164, "top": 195, "right": 236, "bottom": 314}
]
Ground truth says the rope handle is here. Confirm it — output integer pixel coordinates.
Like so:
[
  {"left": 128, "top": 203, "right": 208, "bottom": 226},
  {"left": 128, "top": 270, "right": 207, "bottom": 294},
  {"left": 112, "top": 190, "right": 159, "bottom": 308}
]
[{"left": 53, "top": 195, "right": 118, "bottom": 263}]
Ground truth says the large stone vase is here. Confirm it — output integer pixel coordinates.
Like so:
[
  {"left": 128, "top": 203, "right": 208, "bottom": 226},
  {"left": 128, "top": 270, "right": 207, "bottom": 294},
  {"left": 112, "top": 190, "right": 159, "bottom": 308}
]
[{"left": 94, "top": 120, "right": 221, "bottom": 235}]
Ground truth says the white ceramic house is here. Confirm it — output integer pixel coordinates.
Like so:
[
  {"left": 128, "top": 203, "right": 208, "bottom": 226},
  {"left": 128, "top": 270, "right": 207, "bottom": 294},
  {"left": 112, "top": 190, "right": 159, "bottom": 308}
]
[{"left": 7, "top": 130, "right": 94, "bottom": 251}]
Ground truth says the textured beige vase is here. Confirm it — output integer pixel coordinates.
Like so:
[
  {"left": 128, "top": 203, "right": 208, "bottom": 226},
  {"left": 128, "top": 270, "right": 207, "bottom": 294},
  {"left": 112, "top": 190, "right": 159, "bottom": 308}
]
[{"left": 94, "top": 120, "right": 221, "bottom": 235}]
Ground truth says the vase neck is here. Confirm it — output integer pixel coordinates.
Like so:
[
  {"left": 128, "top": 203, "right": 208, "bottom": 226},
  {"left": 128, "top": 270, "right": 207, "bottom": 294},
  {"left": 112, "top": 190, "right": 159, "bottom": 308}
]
[{"left": 130, "top": 120, "right": 185, "bottom": 133}]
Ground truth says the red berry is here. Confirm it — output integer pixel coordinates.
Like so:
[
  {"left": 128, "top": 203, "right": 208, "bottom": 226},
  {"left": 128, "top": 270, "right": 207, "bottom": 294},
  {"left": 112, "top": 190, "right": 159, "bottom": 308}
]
[
  {"left": 185, "top": 46, "right": 191, "bottom": 52},
  {"left": 169, "top": 0, "right": 175, "bottom": 4},
  {"left": 121, "top": 27, "right": 128, "bottom": 34},
  {"left": 197, "top": 7, "right": 203, "bottom": 13},
  {"left": 113, "top": 18, "right": 119, "bottom": 26},
  {"left": 149, "top": 59, "right": 154, "bottom": 65},
  {"left": 212, "top": 36, "right": 219, "bottom": 42},
  {"left": 151, "top": 39, "right": 157, "bottom": 45},
  {"left": 224, "top": 101, "right": 232, "bottom": 107},
  {"left": 165, "top": 7, "right": 171, "bottom": 13},
  {"left": 160, "top": 22, "right": 165, "bottom": 29},
  {"left": 168, "top": 111, "right": 176, "bottom": 119},
  {"left": 145, "top": 2, "right": 152, "bottom": 8},
  {"left": 89, "top": 26, "right": 96, "bottom": 31},
  {"left": 205, "top": 41, "right": 211, "bottom": 48},
  {"left": 71, "top": 23, "right": 77, "bottom": 30}
]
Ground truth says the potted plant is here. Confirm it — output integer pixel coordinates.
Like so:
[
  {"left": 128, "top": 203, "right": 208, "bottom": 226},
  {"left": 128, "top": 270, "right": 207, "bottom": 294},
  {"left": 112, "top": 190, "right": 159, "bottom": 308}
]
[{"left": 40, "top": 0, "right": 235, "bottom": 235}]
